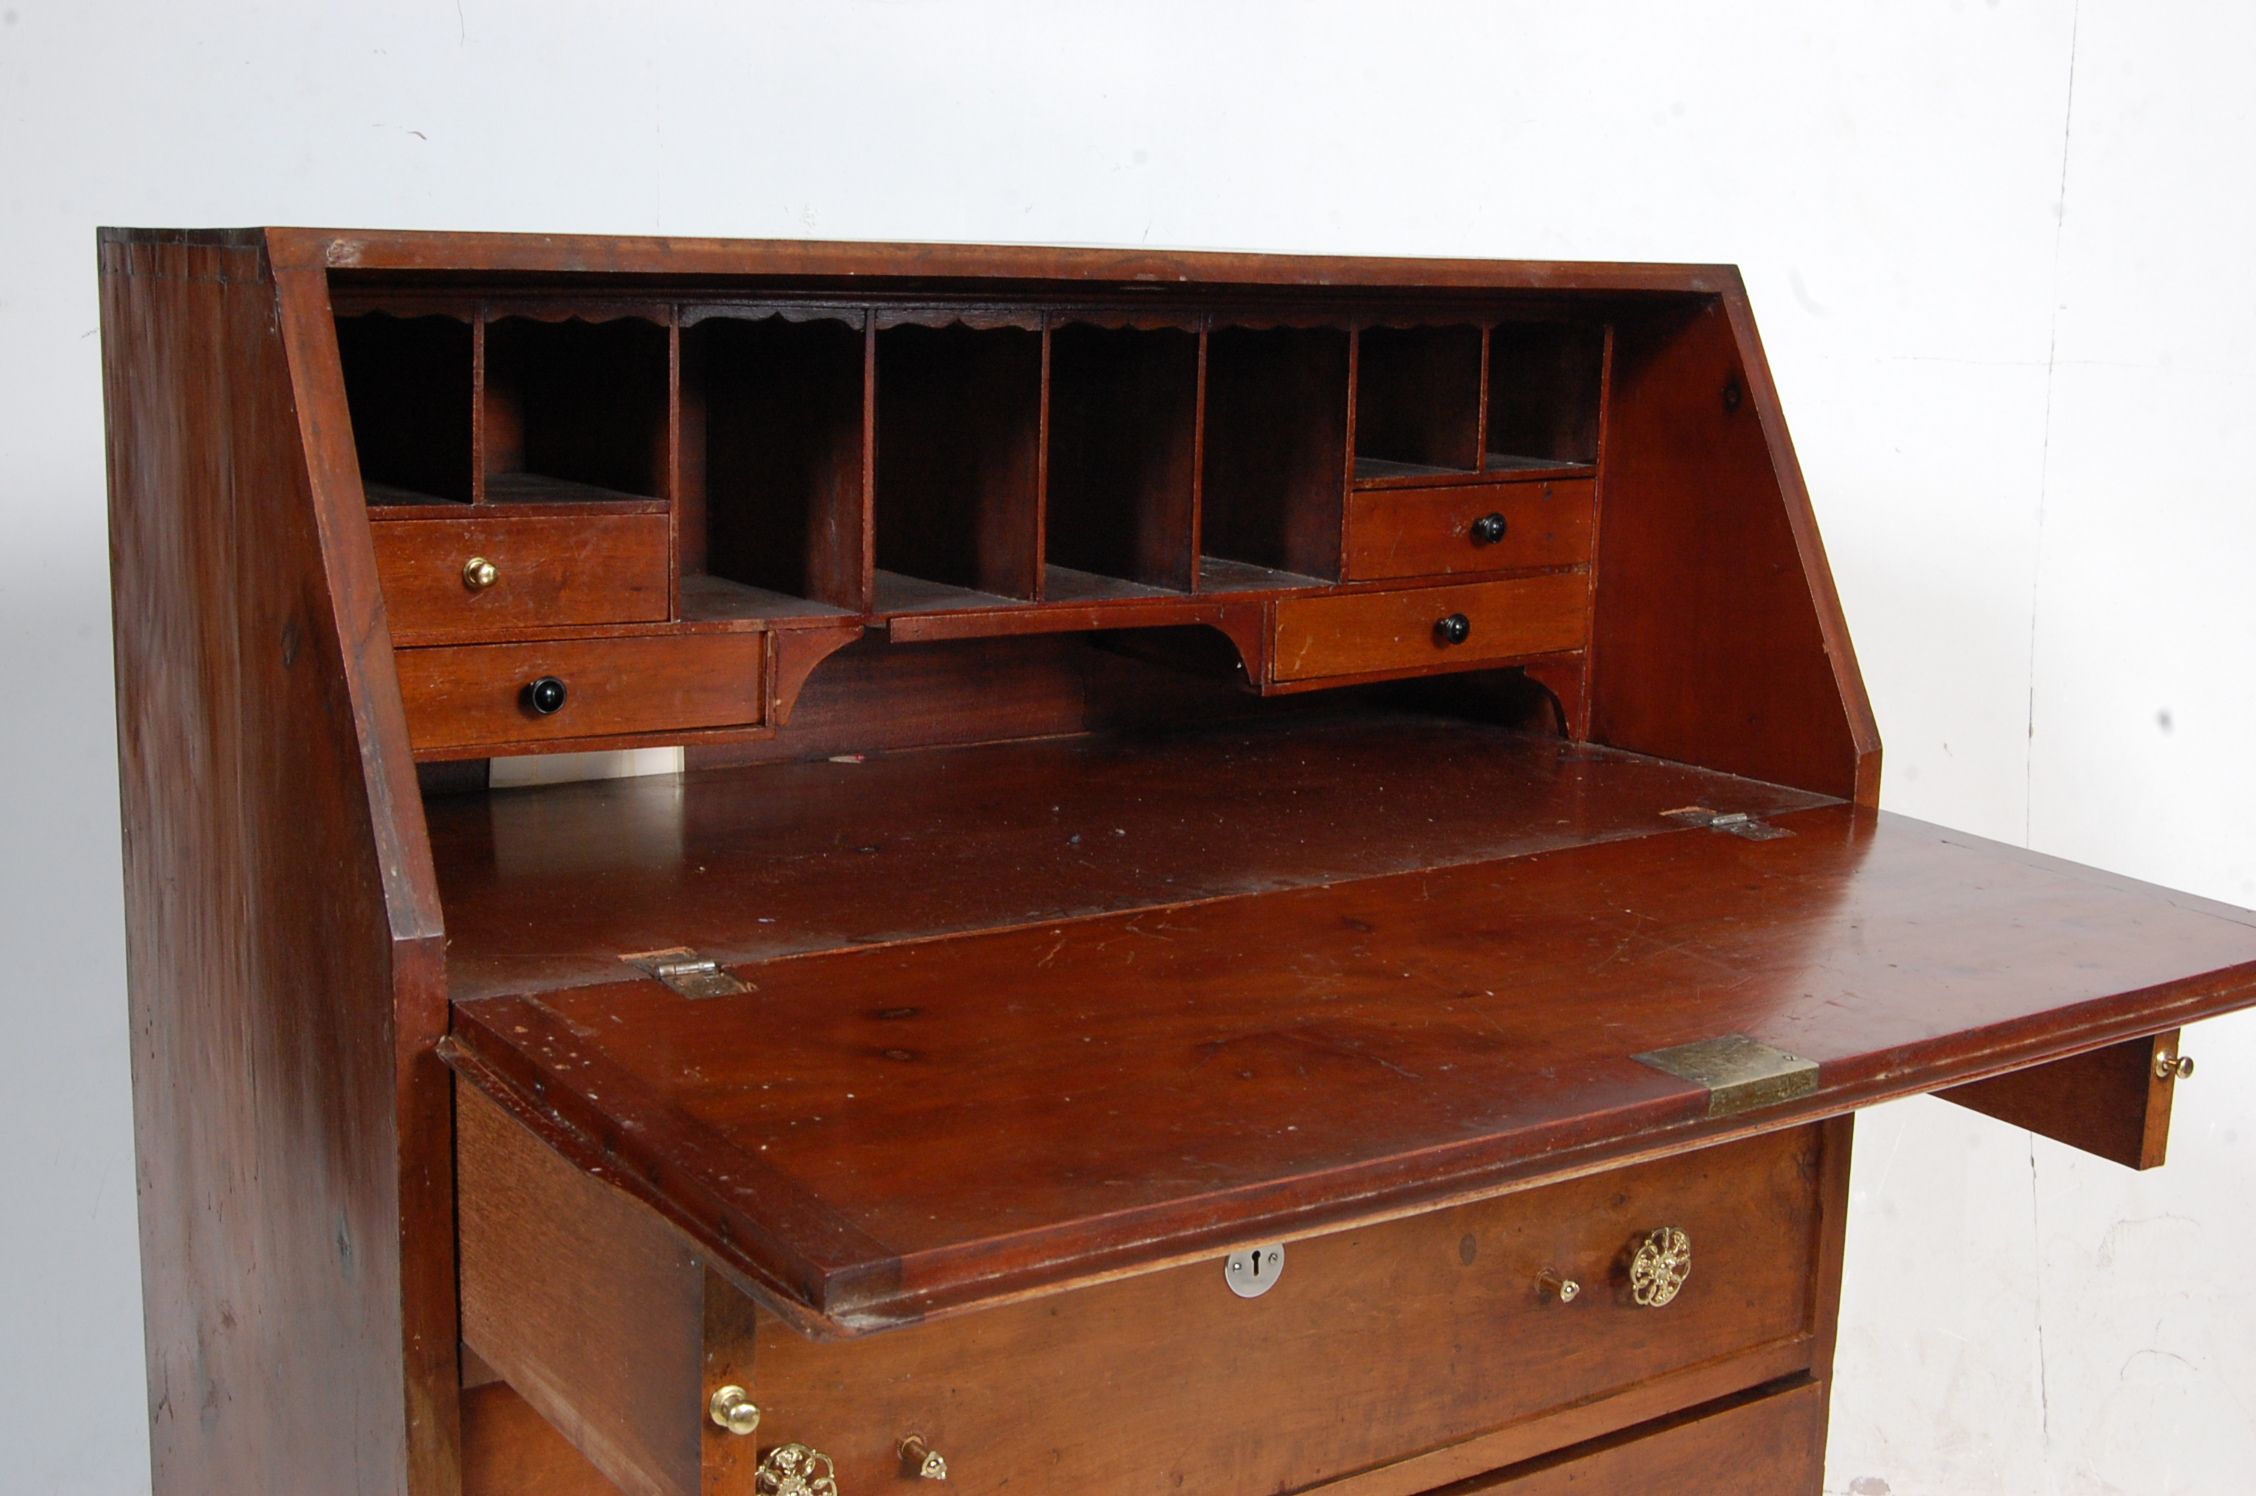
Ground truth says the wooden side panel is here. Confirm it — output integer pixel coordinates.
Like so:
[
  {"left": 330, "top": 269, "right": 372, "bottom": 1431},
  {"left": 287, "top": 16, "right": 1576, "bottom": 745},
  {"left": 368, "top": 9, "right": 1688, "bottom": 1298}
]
[
  {"left": 1450, "top": 1379, "right": 1827, "bottom": 1494},
  {"left": 1937, "top": 1031, "right": 2180, "bottom": 1169},
  {"left": 104, "top": 229, "right": 453, "bottom": 1493},
  {"left": 1589, "top": 292, "right": 1879, "bottom": 801}
]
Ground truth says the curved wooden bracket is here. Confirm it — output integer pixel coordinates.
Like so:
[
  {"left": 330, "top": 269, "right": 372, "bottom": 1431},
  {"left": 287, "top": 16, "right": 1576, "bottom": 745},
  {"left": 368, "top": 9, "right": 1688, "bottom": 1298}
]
[{"left": 771, "top": 625, "right": 865, "bottom": 728}]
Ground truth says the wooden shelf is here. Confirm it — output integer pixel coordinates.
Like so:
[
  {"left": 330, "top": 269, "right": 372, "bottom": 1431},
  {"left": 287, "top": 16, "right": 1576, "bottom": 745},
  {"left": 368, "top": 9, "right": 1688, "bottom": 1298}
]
[
  {"left": 1353, "top": 456, "right": 1479, "bottom": 483},
  {"left": 482, "top": 471, "right": 666, "bottom": 508},
  {"left": 1199, "top": 555, "right": 1327, "bottom": 593},
  {"left": 872, "top": 568, "right": 1031, "bottom": 618},
  {"left": 1484, "top": 452, "right": 1596, "bottom": 476},
  {"left": 679, "top": 573, "right": 859, "bottom": 627}
]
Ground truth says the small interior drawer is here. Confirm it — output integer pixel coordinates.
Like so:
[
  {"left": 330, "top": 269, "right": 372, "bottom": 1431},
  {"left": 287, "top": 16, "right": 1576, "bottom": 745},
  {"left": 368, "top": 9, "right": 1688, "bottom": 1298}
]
[
  {"left": 396, "top": 634, "right": 765, "bottom": 754},
  {"left": 456, "top": 1085, "right": 1828, "bottom": 1496},
  {"left": 1344, "top": 478, "right": 1594, "bottom": 582},
  {"left": 370, "top": 512, "right": 669, "bottom": 639},
  {"left": 1271, "top": 573, "right": 1590, "bottom": 683}
]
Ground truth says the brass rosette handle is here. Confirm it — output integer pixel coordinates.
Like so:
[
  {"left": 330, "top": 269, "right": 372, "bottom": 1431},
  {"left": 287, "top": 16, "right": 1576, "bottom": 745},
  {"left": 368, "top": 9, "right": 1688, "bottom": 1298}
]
[
  {"left": 1629, "top": 1226, "right": 1692, "bottom": 1308},
  {"left": 756, "top": 1442, "right": 839, "bottom": 1496}
]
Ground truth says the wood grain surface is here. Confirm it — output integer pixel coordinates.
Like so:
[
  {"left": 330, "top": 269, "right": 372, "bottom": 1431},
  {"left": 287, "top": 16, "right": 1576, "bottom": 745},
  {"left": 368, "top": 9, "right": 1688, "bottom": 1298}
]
[
  {"left": 1343, "top": 479, "right": 1594, "bottom": 581},
  {"left": 441, "top": 737, "right": 2256, "bottom": 1333},
  {"left": 371, "top": 512, "right": 669, "bottom": 638},
  {"left": 1590, "top": 297, "right": 1878, "bottom": 803},
  {"left": 737, "top": 1127, "right": 1822, "bottom": 1494},
  {"left": 461, "top": 1078, "right": 1828, "bottom": 1496},
  {"left": 104, "top": 229, "right": 455, "bottom": 1492},
  {"left": 1443, "top": 1378, "right": 1827, "bottom": 1494},
  {"left": 397, "top": 634, "right": 767, "bottom": 753},
  {"left": 432, "top": 717, "right": 1835, "bottom": 996},
  {"left": 1272, "top": 573, "right": 1591, "bottom": 681},
  {"left": 1938, "top": 1031, "right": 2182, "bottom": 1169}
]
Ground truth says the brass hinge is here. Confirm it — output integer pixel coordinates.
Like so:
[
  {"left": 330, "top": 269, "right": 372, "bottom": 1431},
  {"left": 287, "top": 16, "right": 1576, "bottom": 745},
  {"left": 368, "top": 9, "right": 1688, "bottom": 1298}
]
[
  {"left": 620, "top": 947, "right": 753, "bottom": 1000},
  {"left": 1660, "top": 805, "right": 1794, "bottom": 841},
  {"left": 1635, "top": 1034, "right": 1819, "bottom": 1116}
]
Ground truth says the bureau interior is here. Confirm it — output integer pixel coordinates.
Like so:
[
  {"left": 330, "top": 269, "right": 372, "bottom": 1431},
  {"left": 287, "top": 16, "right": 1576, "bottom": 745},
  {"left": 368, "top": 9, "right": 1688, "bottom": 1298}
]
[{"left": 336, "top": 292, "right": 1607, "bottom": 613}]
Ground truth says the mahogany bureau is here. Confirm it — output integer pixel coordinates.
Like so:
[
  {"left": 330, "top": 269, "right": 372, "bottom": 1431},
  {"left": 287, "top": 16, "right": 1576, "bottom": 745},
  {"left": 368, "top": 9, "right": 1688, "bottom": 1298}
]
[{"left": 102, "top": 227, "right": 2256, "bottom": 1495}]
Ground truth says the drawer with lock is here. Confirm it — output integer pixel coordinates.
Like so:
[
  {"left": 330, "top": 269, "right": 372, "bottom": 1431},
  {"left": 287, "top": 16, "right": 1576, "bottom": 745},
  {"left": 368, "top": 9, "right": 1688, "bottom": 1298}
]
[
  {"left": 370, "top": 511, "right": 670, "bottom": 640},
  {"left": 1270, "top": 572, "right": 1591, "bottom": 684},
  {"left": 1343, "top": 478, "right": 1595, "bottom": 583},
  {"left": 453, "top": 1083, "right": 1838, "bottom": 1496},
  {"left": 396, "top": 633, "right": 765, "bottom": 755}
]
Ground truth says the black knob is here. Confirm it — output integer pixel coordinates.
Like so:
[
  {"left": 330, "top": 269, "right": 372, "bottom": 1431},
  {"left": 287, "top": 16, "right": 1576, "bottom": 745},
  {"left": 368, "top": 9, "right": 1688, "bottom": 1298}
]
[
  {"left": 1434, "top": 613, "right": 1472, "bottom": 647},
  {"left": 1471, "top": 512, "right": 1507, "bottom": 546},
  {"left": 525, "top": 676, "right": 568, "bottom": 715}
]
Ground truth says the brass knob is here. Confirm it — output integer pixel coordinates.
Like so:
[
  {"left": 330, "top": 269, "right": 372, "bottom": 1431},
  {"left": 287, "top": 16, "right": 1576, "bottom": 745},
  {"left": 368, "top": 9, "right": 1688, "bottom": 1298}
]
[
  {"left": 2155, "top": 1051, "right": 2195, "bottom": 1081},
  {"left": 708, "top": 1385, "right": 761, "bottom": 1436},
  {"left": 1536, "top": 1269, "right": 1580, "bottom": 1303},
  {"left": 1629, "top": 1227, "right": 1692, "bottom": 1308},
  {"left": 756, "top": 1442, "right": 838, "bottom": 1496},
  {"left": 900, "top": 1434, "right": 949, "bottom": 1480},
  {"left": 462, "top": 555, "right": 499, "bottom": 591}
]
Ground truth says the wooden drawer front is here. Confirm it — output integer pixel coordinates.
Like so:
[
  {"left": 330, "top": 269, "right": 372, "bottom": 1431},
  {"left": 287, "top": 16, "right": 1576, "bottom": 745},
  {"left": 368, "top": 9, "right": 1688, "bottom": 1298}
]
[
  {"left": 398, "top": 635, "right": 764, "bottom": 753},
  {"left": 1273, "top": 573, "right": 1590, "bottom": 682},
  {"left": 460, "top": 1089, "right": 1823, "bottom": 1496},
  {"left": 741, "top": 1127, "right": 1821, "bottom": 1494},
  {"left": 1453, "top": 1380, "right": 1826, "bottom": 1494},
  {"left": 1345, "top": 479, "right": 1594, "bottom": 582},
  {"left": 371, "top": 513, "right": 668, "bottom": 637}
]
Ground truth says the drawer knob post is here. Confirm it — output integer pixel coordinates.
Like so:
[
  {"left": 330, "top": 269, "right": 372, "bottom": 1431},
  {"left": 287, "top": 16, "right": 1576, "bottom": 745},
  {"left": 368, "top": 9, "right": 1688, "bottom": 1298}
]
[
  {"left": 1629, "top": 1227, "right": 1692, "bottom": 1308},
  {"left": 756, "top": 1442, "right": 838, "bottom": 1495},
  {"left": 708, "top": 1385, "right": 762, "bottom": 1436},
  {"left": 524, "top": 676, "right": 568, "bottom": 715},
  {"left": 2155, "top": 1050, "right": 2196, "bottom": 1081},
  {"left": 461, "top": 555, "right": 499, "bottom": 591},
  {"left": 900, "top": 1434, "right": 949, "bottom": 1480},
  {"left": 1536, "top": 1268, "right": 1581, "bottom": 1303},
  {"left": 1470, "top": 512, "right": 1508, "bottom": 546},
  {"left": 1434, "top": 613, "right": 1473, "bottom": 647}
]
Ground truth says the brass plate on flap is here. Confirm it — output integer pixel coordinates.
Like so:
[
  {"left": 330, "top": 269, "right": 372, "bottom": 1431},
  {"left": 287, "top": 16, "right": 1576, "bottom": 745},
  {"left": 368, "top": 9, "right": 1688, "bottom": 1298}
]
[
  {"left": 620, "top": 946, "right": 753, "bottom": 999},
  {"left": 1635, "top": 1035, "right": 1819, "bottom": 1117}
]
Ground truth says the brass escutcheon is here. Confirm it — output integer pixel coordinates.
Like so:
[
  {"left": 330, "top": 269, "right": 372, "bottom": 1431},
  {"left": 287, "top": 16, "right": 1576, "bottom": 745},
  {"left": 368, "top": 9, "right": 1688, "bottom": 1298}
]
[
  {"left": 756, "top": 1443, "right": 838, "bottom": 1496},
  {"left": 462, "top": 555, "right": 498, "bottom": 591},
  {"left": 1630, "top": 1227, "right": 1692, "bottom": 1308}
]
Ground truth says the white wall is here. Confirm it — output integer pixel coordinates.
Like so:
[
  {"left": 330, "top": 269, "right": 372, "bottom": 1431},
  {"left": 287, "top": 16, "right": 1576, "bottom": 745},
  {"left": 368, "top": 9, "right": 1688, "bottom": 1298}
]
[{"left": 3, "top": 4, "right": 2250, "bottom": 1492}]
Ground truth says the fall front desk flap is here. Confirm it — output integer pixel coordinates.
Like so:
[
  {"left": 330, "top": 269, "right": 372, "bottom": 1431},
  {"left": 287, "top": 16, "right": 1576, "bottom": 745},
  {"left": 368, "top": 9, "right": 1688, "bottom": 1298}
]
[{"left": 435, "top": 723, "right": 2256, "bottom": 1338}]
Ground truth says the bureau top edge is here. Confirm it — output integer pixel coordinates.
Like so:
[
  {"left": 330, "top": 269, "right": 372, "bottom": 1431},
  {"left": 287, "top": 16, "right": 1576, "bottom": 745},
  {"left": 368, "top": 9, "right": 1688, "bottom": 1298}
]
[{"left": 97, "top": 224, "right": 1747, "bottom": 298}]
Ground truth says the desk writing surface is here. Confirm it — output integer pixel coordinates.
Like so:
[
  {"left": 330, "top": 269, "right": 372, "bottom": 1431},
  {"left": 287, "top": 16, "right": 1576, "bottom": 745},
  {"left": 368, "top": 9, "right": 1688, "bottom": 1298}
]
[
  {"left": 438, "top": 723, "right": 2256, "bottom": 1336},
  {"left": 429, "top": 715, "right": 1834, "bottom": 999}
]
